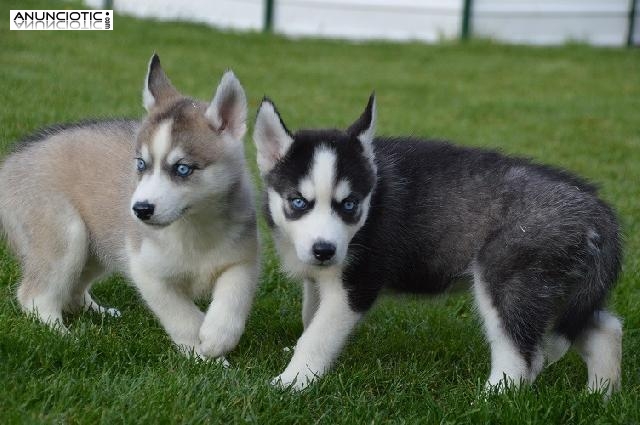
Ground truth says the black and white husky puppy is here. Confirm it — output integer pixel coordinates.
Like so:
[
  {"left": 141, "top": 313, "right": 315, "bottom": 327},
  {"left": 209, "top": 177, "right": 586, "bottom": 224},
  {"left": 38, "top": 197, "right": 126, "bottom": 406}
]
[{"left": 253, "top": 94, "right": 623, "bottom": 393}]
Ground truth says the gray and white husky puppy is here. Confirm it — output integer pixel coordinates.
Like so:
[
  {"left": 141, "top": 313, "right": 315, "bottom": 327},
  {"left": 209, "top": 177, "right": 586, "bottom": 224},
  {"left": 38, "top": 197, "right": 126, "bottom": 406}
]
[
  {"left": 0, "top": 54, "right": 258, "bottom": 360},
  {"left": 253, "top": 94, "right": 622, "bottom": 393}
]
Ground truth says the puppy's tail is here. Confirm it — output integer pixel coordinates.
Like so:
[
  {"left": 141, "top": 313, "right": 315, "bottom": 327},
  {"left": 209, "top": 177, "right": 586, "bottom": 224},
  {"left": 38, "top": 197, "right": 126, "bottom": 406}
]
[{"left": 554, "top": 202, "right": 622, "bottom": 341}]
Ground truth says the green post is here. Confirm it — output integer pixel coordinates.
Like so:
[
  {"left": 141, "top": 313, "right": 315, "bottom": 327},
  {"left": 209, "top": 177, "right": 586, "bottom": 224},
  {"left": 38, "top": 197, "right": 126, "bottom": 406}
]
[
  {"left": 104, "top": 0, "right": 113, "bottom": 9},
  {"left": 628, "top": 0, "right": 638, "bottom": 46},
  {"left": 461, "top": 0, "right": 473, "bottom": 40},
  {"left": 264, "top": 0, "right": 274, "bottom": 32}
]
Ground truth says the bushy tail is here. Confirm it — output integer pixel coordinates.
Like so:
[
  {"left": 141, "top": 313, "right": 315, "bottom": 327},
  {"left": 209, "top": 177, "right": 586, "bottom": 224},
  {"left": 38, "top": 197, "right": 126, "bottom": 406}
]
[{"left": 554, "top": 203, "right": 621, "bottom": 341}]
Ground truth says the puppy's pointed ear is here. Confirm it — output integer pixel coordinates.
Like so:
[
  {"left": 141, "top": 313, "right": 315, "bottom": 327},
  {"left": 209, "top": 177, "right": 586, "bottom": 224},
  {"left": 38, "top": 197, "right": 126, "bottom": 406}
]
[
  {"left": 143, "top": 53, "right": 181, "bottom": 111},
  {"left": 253, "top": 98, "right": 293, "bottom": 175},
  {"left": 346, "top": 93, "right": 376, "bottom": 160},
  {"left": 205, "top": 70, "right": 248, "bottom": 140}
]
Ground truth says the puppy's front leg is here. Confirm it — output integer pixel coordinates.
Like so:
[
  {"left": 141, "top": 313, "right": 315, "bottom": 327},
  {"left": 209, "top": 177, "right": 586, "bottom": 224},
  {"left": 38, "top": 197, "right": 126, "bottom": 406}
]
[
  {"left": 133, "top": 272, "right": 204, "bottom": 356},
  {"left": 302, "top": 278, "right": 319, "bottom": 330},
  {"left": 199, "top": 260, "right": 259, "bottom": 359},
  {"left": 273, "top": 277, "right": 361, "bottom": 390}
]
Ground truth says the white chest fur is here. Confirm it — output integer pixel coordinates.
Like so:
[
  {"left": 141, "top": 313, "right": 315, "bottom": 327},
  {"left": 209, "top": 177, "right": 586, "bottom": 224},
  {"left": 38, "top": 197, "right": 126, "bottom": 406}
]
[
  {"left": 127, "top": 217, "right": 250, "bottom": 297},
  {"left": 124, "top": 213, "right": 258, "bottom": 359}
]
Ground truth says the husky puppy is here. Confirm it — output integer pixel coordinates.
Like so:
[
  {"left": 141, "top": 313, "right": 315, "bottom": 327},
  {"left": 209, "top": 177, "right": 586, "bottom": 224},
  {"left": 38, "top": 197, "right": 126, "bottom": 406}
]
[
  {"left": 253, "top": 94, "right": 622, "bottom": 393},
  {"left": 0, "top": 54, "right": 258, "bottom": 360}
]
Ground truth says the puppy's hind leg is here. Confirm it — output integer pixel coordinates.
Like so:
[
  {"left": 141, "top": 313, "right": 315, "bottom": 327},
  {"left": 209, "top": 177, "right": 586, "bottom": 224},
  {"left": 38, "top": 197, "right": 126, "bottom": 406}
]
[
  {"left": 76, "top": 290, "right": 122, "bottom": 317},
  {"left": 573, "top": 311, "right": 622, "bottom": 396},
  {"left": 473, "top": 267, "right": 549, "bottom": 391},
  {"left": 15, "top": 201, "right": 90, "bottom": 332},
  {"left": 542, "top": 332, "right": 571, "bottom": 366},
  {"left": 17, "top": 268, "right": 67, "bottom": 331},
  {"left": 69, "top": 258, "right": 120, "bottom": 317}
]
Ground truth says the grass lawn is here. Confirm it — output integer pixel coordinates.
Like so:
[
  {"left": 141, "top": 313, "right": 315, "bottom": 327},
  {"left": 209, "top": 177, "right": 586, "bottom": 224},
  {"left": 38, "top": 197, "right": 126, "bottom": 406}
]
[{"left": 1, "top": 0, "right": 639, "bottom": 423}]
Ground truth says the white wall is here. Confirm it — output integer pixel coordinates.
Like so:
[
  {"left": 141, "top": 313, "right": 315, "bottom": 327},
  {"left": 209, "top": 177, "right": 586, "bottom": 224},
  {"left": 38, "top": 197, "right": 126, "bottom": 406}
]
[
  {"left": 274, "top": 0, "right": 462, "bottom": 42},
  {"left": 87, "top": 0, "right": 637, "bottom": 46},
  {"left": 473, "top": 0, "right": 631, "bottom": 46}
]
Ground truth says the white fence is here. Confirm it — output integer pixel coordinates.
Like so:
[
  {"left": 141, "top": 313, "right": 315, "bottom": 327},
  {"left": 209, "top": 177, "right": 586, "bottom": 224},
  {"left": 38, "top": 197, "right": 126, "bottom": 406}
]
[
  {"left": 86, "top": 0, "right": 639, "bottom": 46},
  {"left": 273, "top": 0, "right": 463, "bottom": 42},
  {"left": 473, "top": 0, "right": 634, "bottom": 46}
]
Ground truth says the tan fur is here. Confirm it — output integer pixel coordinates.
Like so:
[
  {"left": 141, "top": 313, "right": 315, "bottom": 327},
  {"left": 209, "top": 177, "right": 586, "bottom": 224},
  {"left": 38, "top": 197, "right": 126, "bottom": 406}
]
[
  {"left": 0, "top": 55, "right": 259, "bottom": 361},
  {"left": 1, "top": 122, "right": 138, "bottom": 305},
  {"left": 140, "top": 99, "right": 226, "bottom": 170}
]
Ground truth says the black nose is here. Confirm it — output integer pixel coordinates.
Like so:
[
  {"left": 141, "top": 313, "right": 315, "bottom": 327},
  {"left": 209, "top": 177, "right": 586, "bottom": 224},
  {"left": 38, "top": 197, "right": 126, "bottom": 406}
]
[
  {"left": 312, "top": 241, "right": 336, "bottom": 262},
  {"left": 132, "top": 202, "right": 155, "bottom": 221}
]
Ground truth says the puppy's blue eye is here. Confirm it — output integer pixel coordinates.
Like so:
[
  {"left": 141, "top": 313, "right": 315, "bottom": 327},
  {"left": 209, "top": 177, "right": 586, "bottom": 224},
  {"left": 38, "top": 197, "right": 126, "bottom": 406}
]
[
  {"left": 175, "top": 164, "right": 193, "bottom": 177},
  {"left": 290, "top": 197, "right": 308, "bottom": 210},
  {"left": 136, "top": 158, "right": 146, "bottom": 172},
  {"left": 342, "top": 199, "right": 358, "bottom": 212}
]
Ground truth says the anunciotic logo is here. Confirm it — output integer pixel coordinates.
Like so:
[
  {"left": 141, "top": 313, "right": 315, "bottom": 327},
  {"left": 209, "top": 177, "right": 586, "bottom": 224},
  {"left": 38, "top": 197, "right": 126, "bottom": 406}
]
[{"left": 10, "top": 10, "right": 113, "bottom": 30}]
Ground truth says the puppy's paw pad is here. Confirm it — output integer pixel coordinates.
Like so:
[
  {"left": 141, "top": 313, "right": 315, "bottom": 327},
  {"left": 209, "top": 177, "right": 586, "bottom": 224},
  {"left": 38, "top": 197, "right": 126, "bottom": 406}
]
[{"left": 104, "top": 307, "right": 121, "bottom": 317}]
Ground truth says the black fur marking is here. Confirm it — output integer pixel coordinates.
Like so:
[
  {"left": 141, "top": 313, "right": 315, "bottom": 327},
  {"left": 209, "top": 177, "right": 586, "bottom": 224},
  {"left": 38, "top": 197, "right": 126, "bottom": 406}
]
[
  {"left": 147, "top": 53, "right": 161, "bottom": 87},
  {"left": 265, "top": 129, "right": 376, "bottom": 222},
  {"left": 331, "top": 199, "right": 362, "bottom": 224},
  {"left": 346, "top": 93, "right": 375, "bottom": 138},
  {"left": 349, "top": 138, "right": 619, "bottom": 364}
]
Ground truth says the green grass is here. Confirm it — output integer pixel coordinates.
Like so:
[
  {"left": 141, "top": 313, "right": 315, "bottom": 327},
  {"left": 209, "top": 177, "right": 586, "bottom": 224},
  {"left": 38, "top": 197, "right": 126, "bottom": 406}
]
[{"left": 1, "top": 0, "right": 639, "bottom": 423}]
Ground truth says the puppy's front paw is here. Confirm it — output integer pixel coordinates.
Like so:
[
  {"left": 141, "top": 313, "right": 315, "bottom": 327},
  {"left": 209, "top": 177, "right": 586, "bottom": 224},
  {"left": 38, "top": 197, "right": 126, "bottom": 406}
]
[
  {"left": 270, "top": 368, "right": 317, "bottom": 391},
  {"left": 199, "top": 323, "right": 242, "bottom": 359},
  {"left": 189, "top": 349, "right": 230, "bottom": 368}
]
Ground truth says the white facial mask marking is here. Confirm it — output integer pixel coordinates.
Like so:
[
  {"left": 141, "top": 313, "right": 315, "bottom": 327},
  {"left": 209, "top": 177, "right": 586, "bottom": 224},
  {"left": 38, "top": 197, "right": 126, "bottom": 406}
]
[
  {"left": 334, "top": 180, "right": 351, "bottom": 201},
  {"left": 299, "top": 178, "right": 314, "bottom": 201},
  {"left": 141, "top": 144, "right": 151, "bottom": 164},
  {"left": 151, "top": 121, "right": 172, "bottom": 169},
  {"left": 310, "top": 148, "right": 336, "bottom": 207},
  {"left": 166, "top": 146, "right": 186, "bottom": 166},
  {"left": 270, "top": 147, "right": 371, "bottom": 266},
  {"left": 131, "top": 121, "right": 187, "bottom": 225}
]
